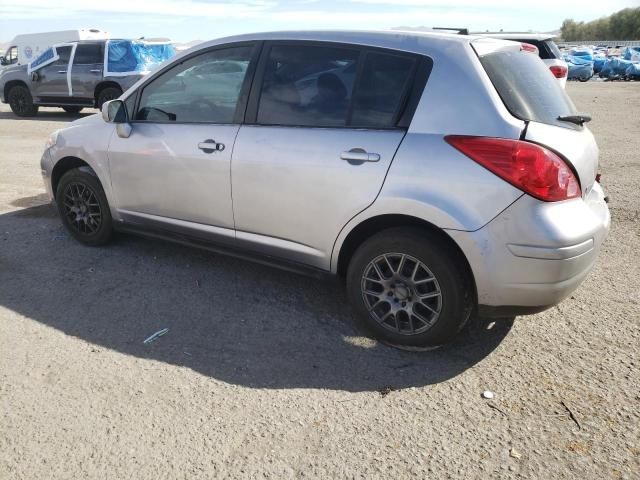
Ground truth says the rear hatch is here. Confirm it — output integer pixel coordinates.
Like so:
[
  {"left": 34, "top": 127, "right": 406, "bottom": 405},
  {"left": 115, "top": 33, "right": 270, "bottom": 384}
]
[{"left": 473, "top": 42, "right": 597, "bottom": 197}]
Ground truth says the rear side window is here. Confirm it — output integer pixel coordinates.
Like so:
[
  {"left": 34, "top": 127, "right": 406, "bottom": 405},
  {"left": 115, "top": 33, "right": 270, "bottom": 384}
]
[
  {"left": 73, "top": 44, "right": 103, "bottom": 64},
  {"left": 351, "top": 52, "right": 416, "bottom": 127},
  {"left": 256, "top": 44, "right": 419, "bottom": 129},
  {"left": 257, "top": 45, "right": 359, "bottom": 127},
  {"left": 480, "top": 50, "right": 578, "bottom": 129}
]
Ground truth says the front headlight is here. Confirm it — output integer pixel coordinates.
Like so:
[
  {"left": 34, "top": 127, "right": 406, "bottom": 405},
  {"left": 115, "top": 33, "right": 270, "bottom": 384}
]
[{"left": 45, "top": 130, "right": 60, "bottom": 149}]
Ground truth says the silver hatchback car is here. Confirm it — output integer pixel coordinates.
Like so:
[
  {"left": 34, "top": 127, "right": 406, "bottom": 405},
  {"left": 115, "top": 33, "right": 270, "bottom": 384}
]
[{"left": 41, "top": 31, "right": 610, "bottom": 348}]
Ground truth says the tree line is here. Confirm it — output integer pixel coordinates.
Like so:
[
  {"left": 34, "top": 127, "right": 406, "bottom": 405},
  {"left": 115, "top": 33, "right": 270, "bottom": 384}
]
[{"left": 561, "top": 7, "right": 640, "bottom": 41}]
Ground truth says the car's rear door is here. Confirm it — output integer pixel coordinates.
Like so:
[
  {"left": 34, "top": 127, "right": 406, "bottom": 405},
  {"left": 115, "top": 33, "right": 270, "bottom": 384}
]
[
  {"left": 231, "top": 42, "right": 426, "bottom": 269},
  {"left": 108, "top": 43, "right": 259, "bottom": 237}
]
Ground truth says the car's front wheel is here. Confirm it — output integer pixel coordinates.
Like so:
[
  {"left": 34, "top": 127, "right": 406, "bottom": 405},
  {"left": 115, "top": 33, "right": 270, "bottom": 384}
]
[
  {"left": 346, "top": 228, "right": 473, "bottom": 349},
  {"left": 56, "top": 168, "right": 113, "bottom": 246},
  {"left": 8, "top": 85, "right": 39, "bottom": 117}
]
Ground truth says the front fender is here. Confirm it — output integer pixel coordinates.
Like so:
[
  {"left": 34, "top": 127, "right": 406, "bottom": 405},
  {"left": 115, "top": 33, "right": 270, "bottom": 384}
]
[{"left": 47, "top": 115, "right": 118, "bottom": 219}]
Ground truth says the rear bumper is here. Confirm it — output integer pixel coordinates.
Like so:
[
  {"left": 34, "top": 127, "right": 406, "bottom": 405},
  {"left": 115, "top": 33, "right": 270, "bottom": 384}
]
[{"left": 448, "top": 183, "right": 610, "bottom": 314}]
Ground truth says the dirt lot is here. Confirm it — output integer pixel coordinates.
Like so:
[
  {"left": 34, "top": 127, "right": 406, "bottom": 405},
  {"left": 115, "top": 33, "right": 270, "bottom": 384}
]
[{"left": 0, "top": 83, "right": 638, "bottom": 479}]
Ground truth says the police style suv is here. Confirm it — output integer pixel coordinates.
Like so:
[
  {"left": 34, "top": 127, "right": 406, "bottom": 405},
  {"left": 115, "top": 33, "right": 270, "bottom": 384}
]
[{"left": 0, "top": 39, "right": 174, "bottom": 116}]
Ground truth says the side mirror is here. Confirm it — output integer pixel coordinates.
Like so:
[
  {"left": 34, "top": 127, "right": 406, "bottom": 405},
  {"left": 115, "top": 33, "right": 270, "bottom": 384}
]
[
  {"left": 0, "top": 56, "right": 6, "bottom": 66},
  {"left": 101, "top": 99, "right": 132, "bottom": 138}
]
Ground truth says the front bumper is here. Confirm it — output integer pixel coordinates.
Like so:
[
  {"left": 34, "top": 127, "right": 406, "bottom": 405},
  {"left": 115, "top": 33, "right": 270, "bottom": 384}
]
[
  {"left": 448, "top": 183, "right": 610, "bottom": 314},
  {"left": 41, "top": 149, "right": 54, "bottom": 201}
]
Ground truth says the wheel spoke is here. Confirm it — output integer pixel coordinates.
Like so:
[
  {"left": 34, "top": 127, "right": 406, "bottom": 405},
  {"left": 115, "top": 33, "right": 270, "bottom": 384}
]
[{"left": 418, "top": 291, "right": 441, "bottom": 300}]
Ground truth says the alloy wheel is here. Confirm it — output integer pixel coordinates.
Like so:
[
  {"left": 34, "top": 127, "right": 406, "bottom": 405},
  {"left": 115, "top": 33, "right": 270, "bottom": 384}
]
[
  {"left": 361, "top": 253, "right": 442, "bottom": 335},
  {"left": 62, "top": 182, "right": 102, "bottom": 235}
]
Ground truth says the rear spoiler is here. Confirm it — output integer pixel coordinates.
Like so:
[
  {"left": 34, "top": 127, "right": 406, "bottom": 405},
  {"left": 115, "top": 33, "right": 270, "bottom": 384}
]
[{"left": 432, "top": 27, "right": 469, "bottom": 35}]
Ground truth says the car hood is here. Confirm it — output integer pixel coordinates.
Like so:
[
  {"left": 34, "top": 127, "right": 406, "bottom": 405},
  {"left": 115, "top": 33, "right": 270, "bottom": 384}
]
[{"left": 70, "top": 112, "right": 104, "bottom": 127}]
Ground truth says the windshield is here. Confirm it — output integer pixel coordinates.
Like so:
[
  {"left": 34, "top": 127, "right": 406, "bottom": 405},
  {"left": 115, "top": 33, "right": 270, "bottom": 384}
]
[
  {"left": 106, "top": 40, "right": 176, "bottom": 75},
  {"left": 479, "top": 49, "right": 579, "bottom": 129}
]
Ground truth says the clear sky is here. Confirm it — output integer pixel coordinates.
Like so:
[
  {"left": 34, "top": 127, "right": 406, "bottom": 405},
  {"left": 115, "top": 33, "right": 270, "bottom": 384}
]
[{"left": 1, "top": 0, "right": 637, "bottom": 43}]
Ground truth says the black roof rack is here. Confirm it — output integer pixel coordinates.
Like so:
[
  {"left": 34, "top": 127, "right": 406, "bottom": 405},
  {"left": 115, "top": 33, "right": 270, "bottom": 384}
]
[{"left": 432, "top": 27, "right": 469, "bottom": 35}]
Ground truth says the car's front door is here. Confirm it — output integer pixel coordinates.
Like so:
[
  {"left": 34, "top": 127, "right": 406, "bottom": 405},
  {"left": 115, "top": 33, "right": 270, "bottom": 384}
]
[
  {"left": 31, "top": 44, "right": 73, "bottom": 99},
  {"left": 231, "top": 43, "right": 421, "bottom": 269},
  {"left": 107, "top": 44, "right": 258, "bottom": 237},
  {"left": 70, "top": 43, "right": 104, "bottom": 99}
]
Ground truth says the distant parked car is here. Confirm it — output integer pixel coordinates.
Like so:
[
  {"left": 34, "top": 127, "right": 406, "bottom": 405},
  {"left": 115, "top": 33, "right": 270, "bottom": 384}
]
[
  {"left": 478, "top": 33, "right": 568, "bottom": 87},
  {"left": 0, "top": 38, "right": 175, "bottom": 116},
  {"left": 40, "top": 31, "right": 609, "bottom": 348}
]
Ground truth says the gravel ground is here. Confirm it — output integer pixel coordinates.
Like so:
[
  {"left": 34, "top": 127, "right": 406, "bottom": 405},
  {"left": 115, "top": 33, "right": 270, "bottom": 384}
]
[{"left": 0, "top": 83, "right": 638, "bottom": 479}]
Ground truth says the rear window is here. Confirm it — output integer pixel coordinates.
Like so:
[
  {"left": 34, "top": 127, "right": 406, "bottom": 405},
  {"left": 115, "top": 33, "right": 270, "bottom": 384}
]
[{"left": 480, "top": 50, "right": 579, "bottom": 129}]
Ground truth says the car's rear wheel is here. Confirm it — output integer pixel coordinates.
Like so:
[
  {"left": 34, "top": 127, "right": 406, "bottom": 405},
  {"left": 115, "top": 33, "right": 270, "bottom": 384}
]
[
  {"left": 346, "top": 228, "right": 473, "bottom": 349},
  {"left": 62, "top": 106, "right": 84, "bottom": 114},
  {"left": 8, "top": 85, "right": 39, "bottom": 117},
  {"left": 56, "top": 168, "right": 113, "bottom": 246},
  {"left": 96, "top": 87, "right": 122, "bottom": 109}
]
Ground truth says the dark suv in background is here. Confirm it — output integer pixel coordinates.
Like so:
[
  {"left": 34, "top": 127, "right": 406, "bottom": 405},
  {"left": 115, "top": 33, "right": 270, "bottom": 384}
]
[{"left": 0, "top": 39, "right": 175, "bottom": 116}]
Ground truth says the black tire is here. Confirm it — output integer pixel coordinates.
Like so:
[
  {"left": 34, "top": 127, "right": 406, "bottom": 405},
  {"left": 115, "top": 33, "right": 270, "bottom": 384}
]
[
  {"left": 56, "top": 168, "right": 113, "bottom": 246},
  {"left": 62, "top": 106, "right": 84, "bottom": 114},
  {"left": 346, "top": 228, "right": 473, "bottom": 349},
  {"left": 96, "top": 87, "right": 122, "bottom": 109},
  {"left": 8, "top": 85, "right": 39, "bottom": 117}
]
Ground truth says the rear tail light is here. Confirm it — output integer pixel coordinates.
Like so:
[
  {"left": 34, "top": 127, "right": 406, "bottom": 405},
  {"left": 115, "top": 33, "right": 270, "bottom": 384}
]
[
  {"left": 520, "top": 42, "right": 539, "bottom": 54},
  {"left": 549, "top": 65, "right": 568, "bottom": 78},
  {"left": 445, "top": 135, "right": 581, "bottom": 202}
]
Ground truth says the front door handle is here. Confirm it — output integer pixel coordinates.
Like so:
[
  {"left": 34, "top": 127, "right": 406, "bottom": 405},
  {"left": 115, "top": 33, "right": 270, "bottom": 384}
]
[
  {"left": 198, "top": 139, "right": 225, "bottom": 154},
  {"left": 340, "top": 148, "right": 381, "bottom": 164},
  {"left": 90, "top": 69, "right": 102, "bottom": 73},
  {"left": 57, "top": 70, "right": 67, "bottom": 74}
]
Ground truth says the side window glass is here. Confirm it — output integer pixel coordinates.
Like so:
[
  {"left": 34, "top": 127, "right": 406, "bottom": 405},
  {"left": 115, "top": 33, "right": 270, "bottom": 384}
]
[
  {"left": 350, "top": 52, "right": 416, "bottom": 128},
  {"left": 73, "top": 44, "right": 103, "bottom": 65},
  {"left": 257, "top": 45, "right": 359, "bottom": 127},
  {"left": 54, "top": 46, "right": 72, "bottom": 66},
  {"left": 135, "top": 46, "right": 253, "bottom": 123},
  {"left": 7, "top": 47, "right": 18, "bottom": 64}
]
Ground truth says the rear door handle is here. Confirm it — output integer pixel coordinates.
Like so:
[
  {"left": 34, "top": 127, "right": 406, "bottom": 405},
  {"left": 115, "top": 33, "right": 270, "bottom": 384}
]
[
  {"left": 198, "top": 139, "right": 225, "bottom": 153},
  {"left": 340, "top": 148, "right": 380, "bottom": 164},
  {"left": 57, "top": 70, "right": 67, "bottom": 73},
  {"left": 90, "top": 69, "right": 101, "bottom": 73}
]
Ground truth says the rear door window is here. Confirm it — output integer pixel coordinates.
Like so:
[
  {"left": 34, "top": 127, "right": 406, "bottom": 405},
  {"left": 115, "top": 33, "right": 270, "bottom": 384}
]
[
  {"left": 350, "top": 52, "right": 416, "bottom": 127},
  {"left": 255, "top": 44, "right": 419, "bottom": 129},
  {"left": 479, "top": 49, "right": 579, "bottom": 129},
  {"left": 73, "top": 44, "right": 103, "bottom": 65},
  {"left": 257, "top": 44, "right": 359, "bottom": 127}
]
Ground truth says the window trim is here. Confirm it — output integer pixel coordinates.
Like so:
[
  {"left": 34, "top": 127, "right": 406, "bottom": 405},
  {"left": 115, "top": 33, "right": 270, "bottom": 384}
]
[
  {"left": 130, "top": 41, "right": 263, "bottom": 126},
  {"left": 244, "top": 40, "right": 433, "bottom": 131}
]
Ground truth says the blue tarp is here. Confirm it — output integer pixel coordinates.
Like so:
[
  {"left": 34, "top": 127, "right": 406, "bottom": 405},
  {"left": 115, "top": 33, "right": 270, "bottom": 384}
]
[
  {"left": 570, "top": 47, "right": 594, "bottom": 61},
  {"left": 593, "top": 55, "right": 607, "bottom": 73},
  {"left": 623, "top": 46, "right": 640, "bottom": 61},
  {"left": 567, "top": 62, "right": 593, "bottom": 80},
  {"left": 106, "top": 40, "right": 175, "bottom": 75},
  {"left": 626, "top": 63, "right": 640, "bottom": 79}
]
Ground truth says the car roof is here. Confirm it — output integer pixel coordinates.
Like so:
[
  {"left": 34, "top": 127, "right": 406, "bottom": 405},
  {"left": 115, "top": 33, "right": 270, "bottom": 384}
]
[
  {"left": 476, "top": 33, "right": 556, "bottom": 41},
  {"left": 192, "top": 29, "right": 505, "bottom": 56}
]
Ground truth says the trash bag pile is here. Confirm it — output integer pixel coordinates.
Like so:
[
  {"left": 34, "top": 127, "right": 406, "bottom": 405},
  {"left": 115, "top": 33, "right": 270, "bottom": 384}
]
[
  {"left": 562, "top": 44, "right": 640, "bottom": 81},
  {"left": 563, "top": 53, "right": 595, "bottom": 81}
]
